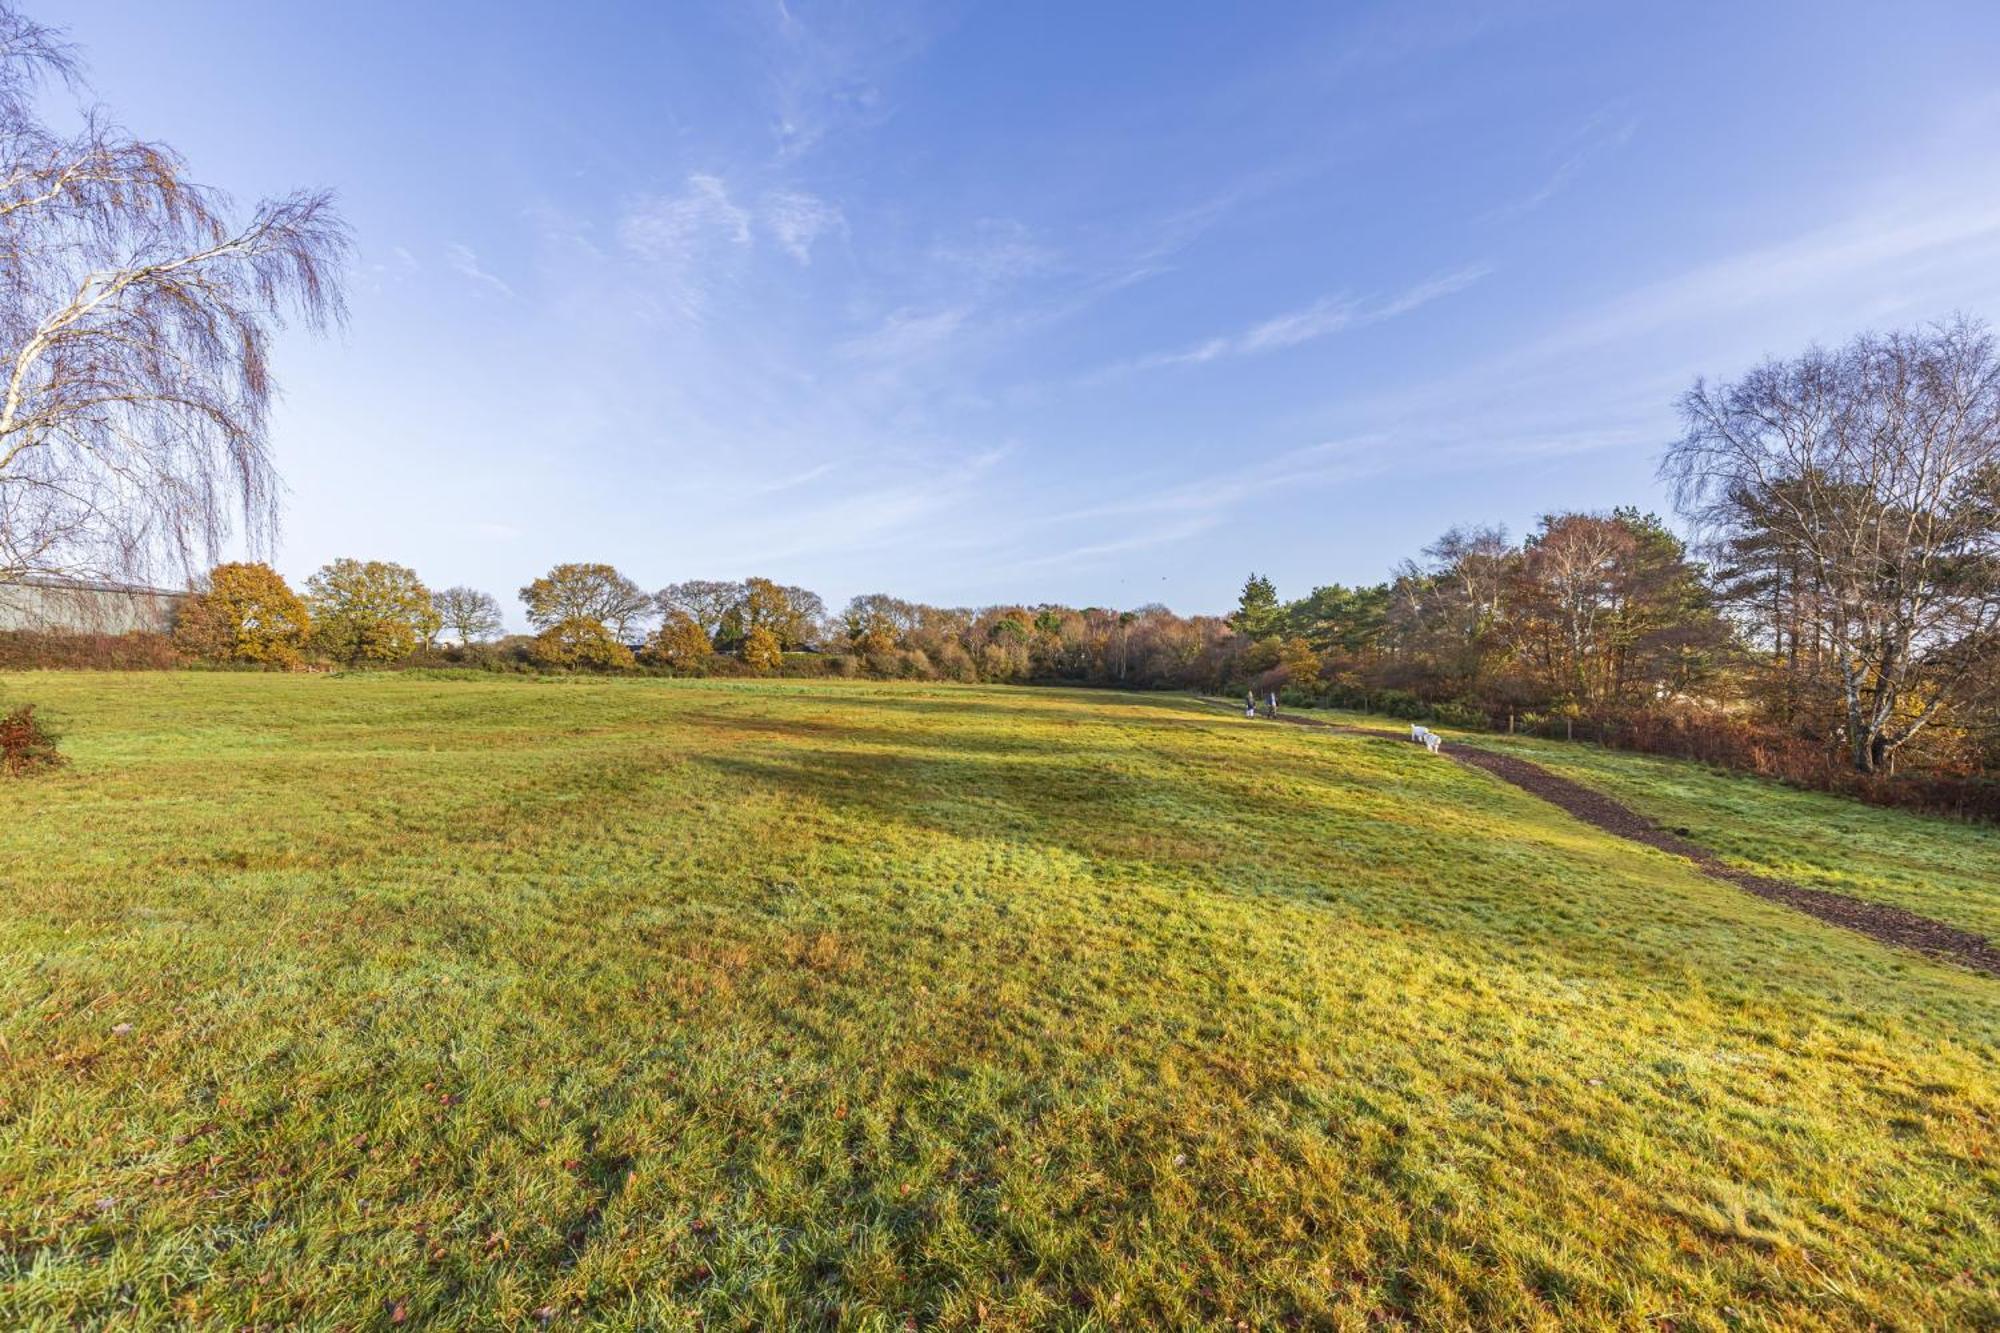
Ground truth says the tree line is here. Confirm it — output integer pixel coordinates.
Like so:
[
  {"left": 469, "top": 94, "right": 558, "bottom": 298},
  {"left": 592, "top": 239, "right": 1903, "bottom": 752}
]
[{"left": 164, "top": 320, "right": 1999, "bottom": 797}]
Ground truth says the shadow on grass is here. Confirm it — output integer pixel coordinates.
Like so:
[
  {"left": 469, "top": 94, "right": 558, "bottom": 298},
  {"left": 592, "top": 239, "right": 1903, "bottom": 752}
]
[{"left": 649, "top": 709, "right": 2000, "bottom": 1007}]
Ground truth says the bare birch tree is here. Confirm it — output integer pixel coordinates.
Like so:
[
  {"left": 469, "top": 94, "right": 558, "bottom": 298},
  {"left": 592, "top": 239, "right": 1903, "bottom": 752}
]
[
  {"left": 1666, "top": 318, "right": 2000, "bottom": 772},
  {"left": 433, "top": 585, "right": 505, "bottom": 645},
  {"left": 0, "top": 2, "right": 348, "bottom": 584},
  {"left": 654, "top": 579, "right": 742, "bottom": 641}
]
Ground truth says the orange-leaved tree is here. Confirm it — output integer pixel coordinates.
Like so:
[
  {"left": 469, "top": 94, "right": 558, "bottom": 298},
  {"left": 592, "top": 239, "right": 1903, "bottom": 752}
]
[
  {"left": 173, "top": 562, "right": 312, "bottom": 666},
  {"left": 530, "top": 617, "right": 635, "bottom": 671},
  {"left": 644, "top": 611, "right": 713, "bottom": 669},
  {"left": 519, "top": 564, "right": 652, "bottom": 641},
  {"left": 741, "top": 625, "right": 783, "bottom": 673}
]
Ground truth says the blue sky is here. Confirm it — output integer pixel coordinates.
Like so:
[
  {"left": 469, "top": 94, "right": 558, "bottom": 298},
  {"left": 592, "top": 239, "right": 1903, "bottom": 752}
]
[{"left": 53, "top": 0, "right": 2000, "bottom": 623}]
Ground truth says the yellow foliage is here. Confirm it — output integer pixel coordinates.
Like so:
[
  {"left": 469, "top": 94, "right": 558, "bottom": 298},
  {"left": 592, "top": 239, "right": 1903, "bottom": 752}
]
[
  {"left": 172, "top": 563, "right": 312, "bottom": 666},
  {"left": 1278, "top": 636, "right": 1322, "bottom": 683},
  {"left": 741, "top": 624, "right": 783, "bottom": 673},
  {"left": 305, "top": 558, "right": 434, "bottom": 664},
  {"left": 644, "top": 611, "right": 713, "bottom": 668},
  {"left": 530, "top": 617, "right": 635, "bottom": 671}
]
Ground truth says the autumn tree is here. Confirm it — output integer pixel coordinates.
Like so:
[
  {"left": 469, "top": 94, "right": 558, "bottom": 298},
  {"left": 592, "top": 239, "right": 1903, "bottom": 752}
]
[
  {"left": 172, "top": 562, "right": 311, "bottom": 666},
  {"left": 519, "top": 563, "right": 652, "bottom": 640},
  {"left": 841, "top": 593, "right": 914, "bottom": 656},
  {"left": 0, "top": 3, "right": 347, "bottom": 585},
  {"left": 1427, "top": 525, "right": 1513, "bottom": 631},
  {"left": 530, "top": 617, "right": 635, "bottom": 671},
  {"left": 1506, "top": 514, "right": 1630, "bottom": 709},
  {"left": 1666, "top": 319, "right": 2000, "bottom": 771},
  {"left": 1378, "top": 528, "right": 1514, "bottom": 698},
  {"left": 305, "top": 559, "right": 435, "bottom": 664},
  {"left": 722, "top": 577, "right": 821, "bottom": 650},
  {"left": 740, "top": 624, "right": 783, "bottom": 673},
  {"left": 644, "top": 611, "right": 713, "bottom": 668},
  {"left": 1277, "top": 636, "right": 1322, "bottom": 684},
  {"left": 432, "top": 586, "right": 504, "bottom": 645}
]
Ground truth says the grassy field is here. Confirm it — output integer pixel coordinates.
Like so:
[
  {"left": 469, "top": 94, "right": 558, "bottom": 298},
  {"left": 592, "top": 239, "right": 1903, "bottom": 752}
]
[
  {"left": 1468, "top": 732, "right": 2000, "bottom": 946},
  {"left": 1, "top": 673, "right": 1995, "bottom": 1330}
]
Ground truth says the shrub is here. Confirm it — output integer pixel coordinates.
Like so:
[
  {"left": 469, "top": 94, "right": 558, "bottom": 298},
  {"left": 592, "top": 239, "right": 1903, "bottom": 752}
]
[
  {"left": 0, "top": 704, "right": 66, "bottom": 777},
  {"left": 0, "top": 630, "right": 180, "bottom": 670},
  {"left": 1374, "top": 689, "right": 1427, "bottom": 720},
  {"left": 1429, "top": 700, "right": 1489, "bottom": 729},
  {"left": 1588, "top": 706, "right": 2000, "bottom": 822}
]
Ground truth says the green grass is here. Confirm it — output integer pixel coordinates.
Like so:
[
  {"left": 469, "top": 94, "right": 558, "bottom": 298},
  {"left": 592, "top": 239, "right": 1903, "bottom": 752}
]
[
  {"left": 1469, "top": 730, "right": 2000, "bottom": 945},
  {"left": 0, "top": 673, "right": 1995, "bottom": 1330}
]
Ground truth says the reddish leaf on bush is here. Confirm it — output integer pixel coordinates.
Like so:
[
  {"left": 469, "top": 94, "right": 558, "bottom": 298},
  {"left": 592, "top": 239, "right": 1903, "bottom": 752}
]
[{"left": 0, "top": 704, "right": 66, "bottom": 778}]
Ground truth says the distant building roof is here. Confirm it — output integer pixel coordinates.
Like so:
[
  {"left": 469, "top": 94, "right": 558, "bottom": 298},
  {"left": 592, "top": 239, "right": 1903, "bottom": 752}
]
[{"left": 0, "top": 574, "right": 188, "bottom": 598}]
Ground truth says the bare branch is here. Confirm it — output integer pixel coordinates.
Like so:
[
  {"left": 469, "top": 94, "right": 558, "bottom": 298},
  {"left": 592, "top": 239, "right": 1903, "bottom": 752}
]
[{"left": 0, "top": 2, "right": 348, "bottom": 585}]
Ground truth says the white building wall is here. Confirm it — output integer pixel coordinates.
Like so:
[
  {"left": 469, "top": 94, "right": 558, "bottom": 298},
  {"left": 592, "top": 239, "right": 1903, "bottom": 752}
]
[{"left": 0, "top": 579, "right": 186, "bottom": 634}]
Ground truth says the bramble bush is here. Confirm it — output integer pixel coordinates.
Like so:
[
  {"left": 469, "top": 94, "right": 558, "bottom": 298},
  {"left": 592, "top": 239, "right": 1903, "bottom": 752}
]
[
  {"left": 0, "top": 704, "right": 66, "bottom": 777},
  {"left": 0, "top": 630, "right": 180, "bottom": 670}
]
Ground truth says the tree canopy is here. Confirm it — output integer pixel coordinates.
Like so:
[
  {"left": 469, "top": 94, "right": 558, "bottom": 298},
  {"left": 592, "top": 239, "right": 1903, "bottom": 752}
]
[
  {"left": 519, "top": 564, "right": 652, "bottom": 640},
  {"left": 0, "top": 2, "right": 346, "bottom": 585},
  {"left": 1665, "top": 319, "right": 2000, "bottom": 770},
  {"left": 306, "top": 559, "right": 436, "bottom": 664},
  {"left": 172, "top": 563, "right": 312, "bottom": 667}
]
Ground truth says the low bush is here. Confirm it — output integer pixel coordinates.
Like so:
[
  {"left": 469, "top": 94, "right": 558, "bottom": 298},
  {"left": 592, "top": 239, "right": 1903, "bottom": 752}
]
[
  {"left": 0, "top": 630, "right": 181, "bottom": 670},
  {"left": 0, "top": 704, "right": 66, "bottom": 777},
  {"left": 1598, "top": 707, "right": 2000, "bottom": 822}
]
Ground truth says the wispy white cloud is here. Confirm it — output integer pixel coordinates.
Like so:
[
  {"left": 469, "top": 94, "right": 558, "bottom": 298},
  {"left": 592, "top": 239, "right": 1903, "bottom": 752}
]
[
  {"left": 445, "top": 243, "right": 515, "bottom": 298},
  {"left": 731, "top": 446, "right": 1014, "bottom": 563},
  {"left": 617, "top": 174, "right": 758, "bottom": 319},
  {"left": 1279, "top": 181, "right": 2000, "bottom": 500},
  {"left": 1000, "top": 517, "right": 1224, "bottom": 572},
  {"left": 1530, "top": 199, "right": 2000, "bottom": 358},
  {"left": 1485, "top": 109, "right": 1638, "bottom": 223},
  {"left": 929, "top": 218, "right": 1053, "bottom": 288},
  {"left": 838, "top": 305, "right": 969, "bottom": 363},
  {"left": 745, "top": 460, "right": 840, "bottom": 496},
  {"left": 993, "top": 437, "right": 1390, "bottom": 574},
  {"left": 758, "top": 0, "right": 940, "bottom": 159},
  {"left": 1095, "top": 264, "right": 1489, "bottom": 378},
  {"left": 764, "top": 189, "right": 844, "bottom": 263},
  {"left": 621, "top": 174, "right": 753, "bottom": 262}
]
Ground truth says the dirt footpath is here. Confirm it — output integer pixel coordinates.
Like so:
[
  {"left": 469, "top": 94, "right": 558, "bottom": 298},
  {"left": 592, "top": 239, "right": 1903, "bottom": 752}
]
[{"left": 1225, "top": 702, "right": 2000, "bottom": 979}]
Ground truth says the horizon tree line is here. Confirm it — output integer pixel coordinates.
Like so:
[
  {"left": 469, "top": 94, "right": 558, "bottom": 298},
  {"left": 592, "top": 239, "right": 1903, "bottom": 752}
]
[{"left": 111, "top": 318, "right": 2000, "bottom": 781}]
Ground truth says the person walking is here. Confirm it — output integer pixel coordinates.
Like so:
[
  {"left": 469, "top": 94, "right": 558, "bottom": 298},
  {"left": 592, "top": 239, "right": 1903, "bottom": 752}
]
[{"left": 1268, "top": 690, "right": 1278, "bottom": 717}]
